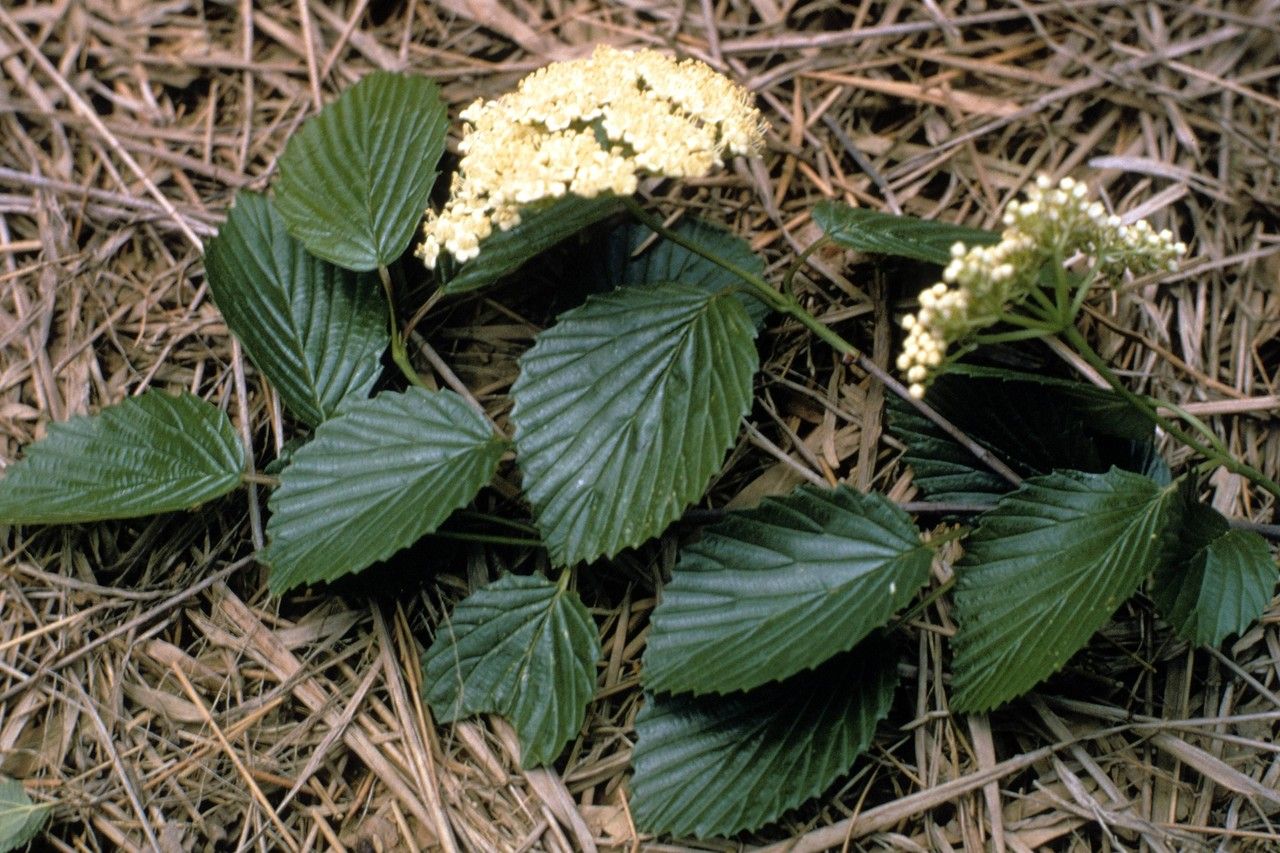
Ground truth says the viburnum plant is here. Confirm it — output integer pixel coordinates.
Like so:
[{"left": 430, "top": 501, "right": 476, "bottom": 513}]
[{"left": 1, "top": 47, "right": 1276, "bottom": 839}]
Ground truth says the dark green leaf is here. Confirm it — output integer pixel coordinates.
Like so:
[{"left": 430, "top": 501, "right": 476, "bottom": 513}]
[
  {"left": 422, "top": 574, "right": 599, "bottom": 767},
  {"left": 813, "top": 200, "right": 998, "bottom": 265},
  {"left": 440, "top": 195, "right": 622, "bottom": 294},
  {"left": 274, "top": 72, "right": 447, "bottom": 270},
  {"left": 886, "top": 394, "right": 1011, "bottom": 503},
  {"left": 946, "top": 363, "right": 1151, "bottom": 441},
  {"left": 952, "top": 468, "right": 1180, "bottom": 712},
  {"left": 1119, "top": 438, "right": 1172, "bottom": 486},
  {"left": 887, "top": 370, "right": 1156, "bottom": 503},
  {"left": 631, "top": 645, "right": 897, "bottom": 838},
  {"left": 1154, "top": 503, "right": 1276, "bottom": 647},
  {"left": 888, "top": 373, "right": 1101, "bottom": 502},
  {"left": 0, "top": 777, "right": 50, "bottom": 852},
  {"left": 595, "top": 218, "right": 770, "bottom": 327},
  {"left": 644, "top": 485, "right": 929, "bottom": 695},
  {"left": 0, "top": 392, "right": 243, "bottom": 524},
  {"left": 266, "top": 388, "right": 504, "bottom": 592},
  {"left": 206, "top": 192, "right": 388, "bottom": 426},
  {"left": 511, "top": 283, "right": 758, "bottom": 566},
  {"left": 1163, "top": 499, "right": 1230, "bottom": 565}
]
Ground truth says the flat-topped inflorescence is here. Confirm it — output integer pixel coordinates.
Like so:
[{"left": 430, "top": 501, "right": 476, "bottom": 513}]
[
  {"left": 417, "top": 45, "right": 766, "bottom": 268},
  {"left": 897, "top": 175, "right": 1187, "bottom": 399}
]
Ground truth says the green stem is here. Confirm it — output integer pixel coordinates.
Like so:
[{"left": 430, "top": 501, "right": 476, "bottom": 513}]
[
  {"left": 973, "top": 327, "right": 1060, "bottom": 345},
  {"left": 1067, "top": 267, "right": 1096, "bottom": 322},
  {"left": 1027, "top": 277, "right": 1061, "bottom": 317},
  {"left": 432, "top": 529, "right": 543, "bottom": 547},
  {"left": 1050, "top": 247, "right": 1072, "bottom": 319},
  {"left": 621, "top": 197, "right": 1024, "bottom": 487},
  {"left": 456, "top": 509, "right": 540, "bottom": 535},
  {"left": 622, "top": 198, "right": 790, "bottom": 313},
  {"left": 625, "top": 195, "right": 878, "bottom": 361},
  {"left": 926, "top": 526, "right": 971, "bottom": 548},
  {"left": 378, "top": 264, "right": 427, "bottom": 388},
  {"left": 891, "top": 576, "right": 956, "bottom": 631},
  {"left": 1156, "top": 399, "right": 1237, "bottom": 461},
  {"left": 781, "top": 235, "right": 831, "bottom": 298},
  {"left": 627, "top": 199, "right": 881, "bottom": 371},
  {"left": 1061, "top": 324, "right": 1280, "bottom": 500}
]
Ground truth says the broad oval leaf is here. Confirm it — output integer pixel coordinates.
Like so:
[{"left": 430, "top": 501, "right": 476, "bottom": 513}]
[
  {"left": 511, "top": 282, "right": 758, "bottom": 566},
  {"left": 631, "top": 644, "right": 897, "bottom": 838},
  {"left": 951, "top": 468, "right": 1180, "bottom": 712},
  {"left": 644, "top": 485, "right": 929, "bottom": 695},
  {"left": 265, "top": 388, "right": 505, "bottom": 592},
  {"left": 0, "top": 777, "right": 50, "bottom": 853},
  {"left": 1154, "top": 503, "right": 1276, "bottom": 647},
  {"left": 596, "top": 218, "right": 770, "bottom": 327},
  {"left": 274, "top": 71, "right": 447, "bottom": 270},
  {"left": 206, "top": 192, "right": 388, "bottom": 426},
  {"left": 440, "top": 195, "right": 622, "bottom": 294},
  {"left": 0, "top": 391, "right": 243, "bottom": 524},
  {"left": 422, "top": 574, "right": 599, "bottom": 767},
  {"left": 813, "top": 200, "right": 998, "bottom": 265}
]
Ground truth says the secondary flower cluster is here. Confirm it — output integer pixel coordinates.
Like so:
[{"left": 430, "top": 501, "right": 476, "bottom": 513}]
[
  {"left": 417, "top": 45, "right": 766, "bottom": 268},
  {"left": 898, "top": 175, "right": 1187, "bottom": 399}
]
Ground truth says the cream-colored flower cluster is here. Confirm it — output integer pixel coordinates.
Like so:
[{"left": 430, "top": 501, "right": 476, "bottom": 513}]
[
  {"left": 898, "top": 175, "right": 1187, "bottom": 399},
  {"left": 1002, "top": 175, "right": 1186, "bottom": 275},
  {"left": 417, "top": 45, "right": 766, "bottom": 268}
]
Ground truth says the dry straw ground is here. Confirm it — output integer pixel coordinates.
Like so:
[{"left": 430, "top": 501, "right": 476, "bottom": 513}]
[{"left": 1, "top": 0, "right": 1279, "bottom": 850}]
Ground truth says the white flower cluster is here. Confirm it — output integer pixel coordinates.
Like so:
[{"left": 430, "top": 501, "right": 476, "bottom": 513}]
[
  {"left": 417, "top": 46, "right": 766, "bottom": 268},
  {"left": 1002, "top": 175, "right": 1186, "bottom": 274},
  {"left": 898, "top": 175, "right": 1187, "bottom": 399}
]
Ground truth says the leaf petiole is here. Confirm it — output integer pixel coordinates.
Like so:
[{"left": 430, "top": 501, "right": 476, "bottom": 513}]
[
  {"left": 432, "top": 529, "right": 544, "bottom": 548},
  {"left": 378, "top": 263, "right": 428, "bottom": 388},
  {"left": 889, "top": 575, "right": 956, "bottom": 632},
  {"left": 781, "top": 235, "right": 833, "bottom": 298}
]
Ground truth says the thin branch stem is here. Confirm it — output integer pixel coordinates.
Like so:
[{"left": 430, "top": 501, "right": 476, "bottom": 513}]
[
  {"left": 432, "top": 529, "right": 543, "bottom": 547},
  {"left": 455, "top": 510, "right": 540, "bottom": 535},
  {"left": 407, "top": 330, "right": 507, "bottom": 439},
  {"left": 621, "top": 197, "right": 787, "bottom": 309},
  {"left": 681, "top": 501, "right": 1280, "bottom": 539},
  {"left": 1155, "top": 398, "right": 1237, "bottom": 461},
  {"left": 973, "top": 327, "right": 1058, "bottom": 345},
  {"left": 782, "top": 235, "right": 831, "bottom": 298},
  {"left": 1051, "top": 247, "right": 1072, "bottom": 317},
  {"left": 891, "top": 577, "right": 957, "bottom": 632}
]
